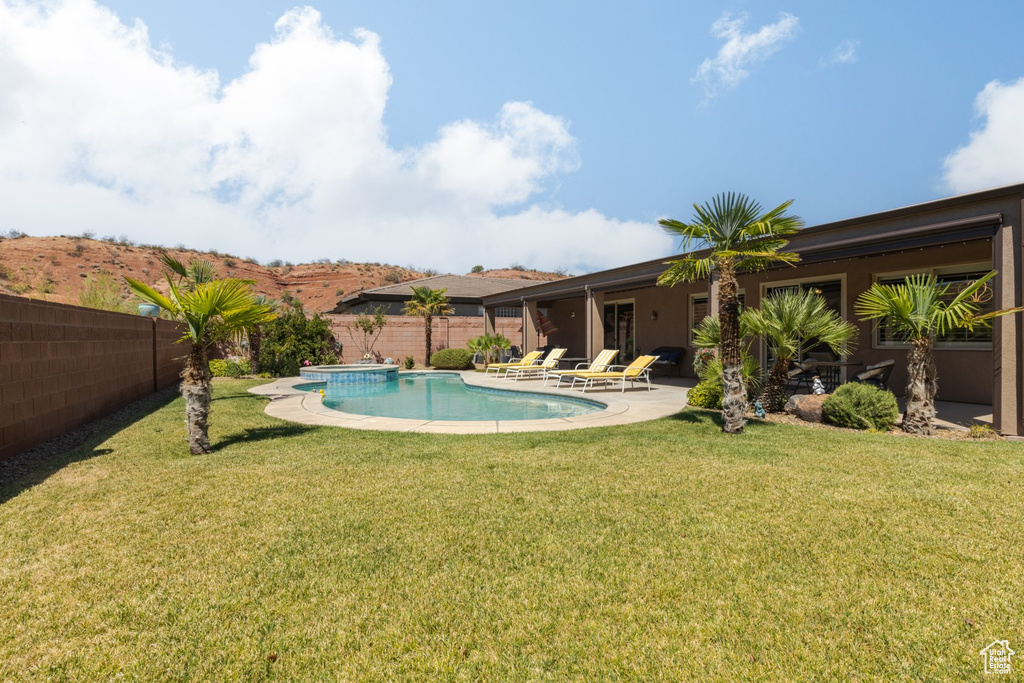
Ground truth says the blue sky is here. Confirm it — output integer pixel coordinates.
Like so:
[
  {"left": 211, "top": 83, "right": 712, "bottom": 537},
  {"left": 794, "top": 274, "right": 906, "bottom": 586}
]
[{"left": 2, "top": 1, "right": 1023, "bottom": 273}]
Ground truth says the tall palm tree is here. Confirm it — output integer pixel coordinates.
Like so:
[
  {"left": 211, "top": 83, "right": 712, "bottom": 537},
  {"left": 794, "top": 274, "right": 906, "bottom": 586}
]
[
  {"left": 855, "top": 271, "right": 1018, "bottom": 435},
  {"left": 404, "top": 286, "right": 454, "bottom": 365},
  {"left": 659, "top": 192, "right": 804, "bottom": 433},
  {"left": 126, "top": 273, "right": 276, "bottom": 454},
  {"left": 744, "top": 289, "right": 857, "bottom": 412}
]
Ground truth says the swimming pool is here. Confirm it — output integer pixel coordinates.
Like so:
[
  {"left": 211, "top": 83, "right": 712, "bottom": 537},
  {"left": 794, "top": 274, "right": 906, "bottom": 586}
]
[{"left": 297, "top": 372, "right": 604, "bottom": 421}]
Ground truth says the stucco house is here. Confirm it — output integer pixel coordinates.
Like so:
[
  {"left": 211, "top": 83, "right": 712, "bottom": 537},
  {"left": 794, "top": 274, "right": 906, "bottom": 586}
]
[{"left": 481, "top": 182, "right": 1024, "bottom": 436}]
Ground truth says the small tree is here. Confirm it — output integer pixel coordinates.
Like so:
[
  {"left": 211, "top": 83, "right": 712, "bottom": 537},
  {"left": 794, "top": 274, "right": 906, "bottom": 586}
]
[
  {"left": 855, "top": 271, "right": 1020, "bottom": 435},
  {"left": 259, "top": 309, "right": 339, "bottom": 376},
  {"left": 346, "top": 305, "right": 389, "bottom": 359},
  {"left": 126, "top": 271, "right": 276, "bottom": 454},
  {"left": 404, "top": 286, "right": 453, "bottom": 365},
  {"left": 246, "top": 295, "right": 277, "bottom": 375},
  {"left": 467, "top": 333, "right": 511, "bottom": 365},
  {"left": 79, "top": 273, "right": 132, "bottom": 313},
  {"left": 744, "top": 289, "right": 857, "bottom": 411}
]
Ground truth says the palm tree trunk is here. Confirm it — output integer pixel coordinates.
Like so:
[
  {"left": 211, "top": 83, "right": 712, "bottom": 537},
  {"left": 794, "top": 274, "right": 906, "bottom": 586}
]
[
  {"left": 762, "top": 354, "right": 791, "bottom": 413},
  {"left": 717, "top": 260, "right": 747, "bottom": 433},
  {"left": 181, "top": 344, "right": 212, "bottom": 454},
  {"left": 424, "top": 314, "right": 433, "bottom": 366},
  {"left": 248, "top": 326, "right": 261, "bottom": 375},
  {"left": 903, "top": 337, "right": 937, "bottom": 435}
]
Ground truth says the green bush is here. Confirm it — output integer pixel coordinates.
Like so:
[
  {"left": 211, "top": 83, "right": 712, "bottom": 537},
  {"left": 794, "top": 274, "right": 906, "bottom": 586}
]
[
  {"left": 259, "top": 309, "right": 338, "bottom": 376},
  {"left": 687, "top": 379, "right": 723, "bottom": 409},
  {"left": 404, "top": 356, "right": 415, "bottom": 370},
  {"left": 209, "top": 358, "right": 251, "bottom": 378},
  {"left": 429, "top": 348, "right": 475, "bottom": 370},
  {"left": 822, "top": 383, "right": 899, "bottom": 431}
]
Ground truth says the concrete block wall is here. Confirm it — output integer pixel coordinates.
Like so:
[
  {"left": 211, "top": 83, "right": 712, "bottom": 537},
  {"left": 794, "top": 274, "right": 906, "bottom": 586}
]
[
  {"left": 0, "top": 294, "right": 185, "bottom": 462},
  {"left": 327, "top": 315, "right": 532, "bottom": 364}
]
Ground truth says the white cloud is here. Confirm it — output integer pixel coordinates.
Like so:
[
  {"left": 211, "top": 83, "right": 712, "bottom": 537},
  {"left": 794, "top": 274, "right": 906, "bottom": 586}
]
[
  {"left": 692, "top": 12, "right": 800, "bottom": 100},
  {"left": 943, "top": 77, "right": 1024, "bottom": 194},
  {"left": 0, "top": 0, "right": 672, "bottom": 274},
  {"left": 821, "top": 39, "right": 858, "bottom": 67}
]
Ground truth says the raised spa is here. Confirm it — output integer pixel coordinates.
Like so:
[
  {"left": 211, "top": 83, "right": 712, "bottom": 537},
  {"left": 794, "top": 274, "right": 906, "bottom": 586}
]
[
  {"left": 296, "top": 371, "right": 604, "bottom": 421},
  {"left": 299, "top": 363, "right": 400, "bottom": 384}
]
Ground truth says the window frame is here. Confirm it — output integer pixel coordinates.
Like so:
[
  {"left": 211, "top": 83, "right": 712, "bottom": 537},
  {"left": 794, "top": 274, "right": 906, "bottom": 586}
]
[
  {"left": 758, "top": 273, "right": 847, "bottom": 368},
  {"left": 870, "top": 262, "right": 994, "bottom": 351}
]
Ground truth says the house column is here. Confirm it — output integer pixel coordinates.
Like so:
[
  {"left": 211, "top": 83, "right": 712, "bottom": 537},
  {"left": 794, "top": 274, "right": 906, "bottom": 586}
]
[
  {"left": 522, "top": 300, "right": 539, "bottom": 353},
  {"left": 993, "top": 209, "right": 1024, "bottom": 436},
  {"left": 483, "top": 307, "right": 496, "bottom": 337},
  {"left": 585, "top": 287, "right": 604, "bottom": 360},
  {"left": 708, "top": 272, "right": 720, "bottom": 316}
]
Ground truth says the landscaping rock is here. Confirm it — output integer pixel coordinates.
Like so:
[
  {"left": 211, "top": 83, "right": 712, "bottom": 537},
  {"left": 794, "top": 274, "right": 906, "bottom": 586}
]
[{"left": 785, "top": 394, "right": 829, "bottom": 423}]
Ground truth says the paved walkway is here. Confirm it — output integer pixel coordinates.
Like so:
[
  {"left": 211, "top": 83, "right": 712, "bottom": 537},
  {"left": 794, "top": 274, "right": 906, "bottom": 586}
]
[{"left": 249, "top": 370, "right": 691, "bottom": 434}]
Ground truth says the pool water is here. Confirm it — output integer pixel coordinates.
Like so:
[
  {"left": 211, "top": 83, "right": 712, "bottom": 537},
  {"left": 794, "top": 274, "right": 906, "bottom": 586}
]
[{"left": 297, "top": 373, "right": 603, "bottom": 421}]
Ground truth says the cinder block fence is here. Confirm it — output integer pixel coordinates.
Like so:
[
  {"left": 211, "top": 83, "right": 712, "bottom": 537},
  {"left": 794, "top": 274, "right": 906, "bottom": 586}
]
[{"left": 0, "top": 294, "right": 185, "bottom": 462}]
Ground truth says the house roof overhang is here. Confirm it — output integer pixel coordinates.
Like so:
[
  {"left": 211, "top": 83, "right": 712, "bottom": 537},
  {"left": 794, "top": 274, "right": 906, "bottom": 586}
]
[{"left": 481, "top": 184, "right": 1021, "bottom": 307}]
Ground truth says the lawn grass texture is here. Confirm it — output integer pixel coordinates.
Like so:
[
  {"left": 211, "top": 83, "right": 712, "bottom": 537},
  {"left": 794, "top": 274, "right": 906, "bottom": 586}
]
[{"left": 1, "top": 379, "right": 1022, "bottom": 681}]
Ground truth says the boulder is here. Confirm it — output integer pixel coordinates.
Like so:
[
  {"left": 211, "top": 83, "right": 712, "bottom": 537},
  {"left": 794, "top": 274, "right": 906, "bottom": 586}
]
[{"left": 785, "top": 394, "right": 829, "bottom": 423}]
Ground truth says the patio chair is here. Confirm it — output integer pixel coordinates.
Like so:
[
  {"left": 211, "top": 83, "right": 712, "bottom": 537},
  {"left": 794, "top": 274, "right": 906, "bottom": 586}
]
[
  {"left": 485, "top": 350, "right": 543, "bottom": 376},
  {"left": 784, "top": 359, "right": 817, "bottom": 396},
  {"left": 570, "top": 355, "right": 659, "bottom": 393},
  {"left": 851, "top": 359, "right": 895, "bottom": 390},
  {"left": 505, "top": 348, "right": 567, "bottom": 380},
  {"left": 650, "top": 346, "right": 686, "bottom": 377},
  {"left": 543, "top": 349, "right": 619, "bottom": 387}
]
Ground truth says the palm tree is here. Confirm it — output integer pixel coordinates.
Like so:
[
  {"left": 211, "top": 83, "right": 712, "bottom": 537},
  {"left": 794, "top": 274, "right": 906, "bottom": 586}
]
[
  {"left": 855, "top": 271, "right": 1018, "bottom": 435},
  {"left": 658, "top": 192, "right": 804, "bottom": 433},
  {"left": 744, "top": 289, "right": 857, "bottom": 412},
  {"left": 404, "top": 286, "right": 454, "bottom": 365},
  {"left": 126, "top": 272, "right": 276, "bottom": 454}
]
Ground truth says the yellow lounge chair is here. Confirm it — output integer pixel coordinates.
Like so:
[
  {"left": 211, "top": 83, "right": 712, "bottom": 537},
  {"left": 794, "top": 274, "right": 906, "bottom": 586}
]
[
  {"left": 484, "top": 350, "right": 544, "bottom": 377},
  {"left": 543, "top": 349, "right": 619, "bottom": 387},
  {"left": 505, "top": 348, "right": 567, "bottom": 380},
  {"left": 570, "top": 355, "right": 659, "bottom": 393}
]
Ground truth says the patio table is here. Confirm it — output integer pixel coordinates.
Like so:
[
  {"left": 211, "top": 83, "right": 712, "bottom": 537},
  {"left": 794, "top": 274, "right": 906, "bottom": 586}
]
[{"left": 808, "top": 360, "right": 864, "bottom": 391}]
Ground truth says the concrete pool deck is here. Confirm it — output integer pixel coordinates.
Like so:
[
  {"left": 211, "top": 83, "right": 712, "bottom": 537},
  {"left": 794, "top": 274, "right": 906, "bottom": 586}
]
[{"left": 248, "top": 370, "right": 692, "bottom": 433}]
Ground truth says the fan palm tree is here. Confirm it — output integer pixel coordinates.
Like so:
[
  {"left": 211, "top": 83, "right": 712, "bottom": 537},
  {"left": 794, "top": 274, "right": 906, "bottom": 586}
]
[
  {"left": 404, "top": 286, "right": 454, "bottom": 365},
  {"left": 744, "top": 289, "right": 857, "bottom": 412},
  {"left": 855, "top": 271, "right": 1018, "bottom": 435},
  {"left": 659, "top": 192, "right": 804, "bottom": 433},
  {"left": 126, "top": 273, "right": 276, "bottom": 454}
]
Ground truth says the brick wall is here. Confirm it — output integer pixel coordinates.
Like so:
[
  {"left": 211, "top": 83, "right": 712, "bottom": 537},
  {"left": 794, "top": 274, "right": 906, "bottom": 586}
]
[
  {"left": 327, "top": 315, "right": 539, "bottom": 363},
  {"left": 0, "top": 294, "right": 185, "bottom": 462}
]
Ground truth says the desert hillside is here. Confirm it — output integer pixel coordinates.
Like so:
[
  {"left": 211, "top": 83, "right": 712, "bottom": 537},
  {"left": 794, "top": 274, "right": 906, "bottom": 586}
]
[{"left": 0, "top": 234, "right": 564, "bottom": 313}]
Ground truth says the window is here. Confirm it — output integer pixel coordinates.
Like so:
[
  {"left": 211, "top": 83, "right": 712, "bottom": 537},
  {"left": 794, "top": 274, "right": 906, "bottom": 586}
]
[
  {"left": 495, "top": 306, "right": 519, "bottom": 318},
  {"left": 691, "top": 292, "right": 745, "bottom": 344},
  {"left": 875, "top": 266, "right": 993, "bottom": 348},
  {"left": 765, "top": 279, "right": 844, "bottom": 360}
]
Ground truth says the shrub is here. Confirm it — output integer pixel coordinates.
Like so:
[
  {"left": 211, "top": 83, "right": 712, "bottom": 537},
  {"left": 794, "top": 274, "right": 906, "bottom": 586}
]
[
  {"left": 822, "top": 383, "right": 899, "bottom": 431},
  {"left": 470, "top": 265, "right": 484, "bottom": 273},
  {"left": 404, "top": 356, "right": 415, "bottom": 370},
  {"left": 259, "top": 309, "right": 338, "bottom": 376},
  {"left": 429, "top": 348, "right": 475, "bottom": 370},
  {"left": 687, "top": 380, "right": 723, "bottom": 409},
  {"left": 209, "top": 358, "right": 251, "bottom": 378}
]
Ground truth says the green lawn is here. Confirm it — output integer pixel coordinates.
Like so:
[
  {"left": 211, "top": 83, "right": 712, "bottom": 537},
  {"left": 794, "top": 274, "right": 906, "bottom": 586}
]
[{"left": 1, "top": 379, "right": 1022, "bottom": 681}]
